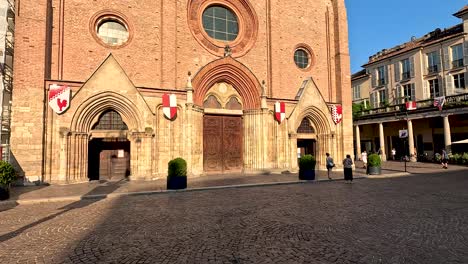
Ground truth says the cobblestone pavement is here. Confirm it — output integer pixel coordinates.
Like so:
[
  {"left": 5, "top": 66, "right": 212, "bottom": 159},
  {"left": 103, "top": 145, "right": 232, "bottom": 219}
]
[{"left": 1, "top": 170, "right": 467, "bottom": 263}]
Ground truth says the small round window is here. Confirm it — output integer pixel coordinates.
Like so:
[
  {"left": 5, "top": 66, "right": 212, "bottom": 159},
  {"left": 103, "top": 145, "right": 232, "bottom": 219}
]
[
  {"left": 294, "top": 49, "right": 310, "bottom": 69},
  {"left": 97, "top": 19, "right": 129, "bottom": 46},
  {"left": 202, "top": 6, "right": 239, "bottom": 42}
]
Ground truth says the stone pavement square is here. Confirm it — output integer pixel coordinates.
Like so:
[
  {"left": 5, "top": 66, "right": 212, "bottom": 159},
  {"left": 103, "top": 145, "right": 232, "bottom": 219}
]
[{"left": 0, "top": 167, "right": 467, "bottom": 263}]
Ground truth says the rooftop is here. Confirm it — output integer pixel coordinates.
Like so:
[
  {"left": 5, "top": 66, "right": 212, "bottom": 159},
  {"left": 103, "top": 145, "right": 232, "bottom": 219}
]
[{"left": 363, "top": 24, "right": 464, "bottom": 67}]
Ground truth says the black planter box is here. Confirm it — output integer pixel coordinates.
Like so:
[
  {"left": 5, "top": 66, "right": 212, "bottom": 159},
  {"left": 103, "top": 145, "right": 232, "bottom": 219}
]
[
  {"left": 368, "top": 166, "right": 381, "bottom": 175},
  {"left": 0, "top": 186, "right": 10, "bottom": 200},
  {"left": 167, "top": 176, "right": 187, "bottom": 190},
  {"left": 299, "top": 170, "right": 315, "bottom": 180}
]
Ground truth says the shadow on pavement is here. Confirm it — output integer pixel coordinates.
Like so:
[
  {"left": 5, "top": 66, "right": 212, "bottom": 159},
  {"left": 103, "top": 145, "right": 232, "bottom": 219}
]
[{"left": 0, "top": 181, "right": 123, "bottom": 243}]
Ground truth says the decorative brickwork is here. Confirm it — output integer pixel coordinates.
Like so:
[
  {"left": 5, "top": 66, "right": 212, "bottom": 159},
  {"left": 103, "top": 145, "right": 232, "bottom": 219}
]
[{"left": 192, "top": 57, "right": 261, "bottom": 109}]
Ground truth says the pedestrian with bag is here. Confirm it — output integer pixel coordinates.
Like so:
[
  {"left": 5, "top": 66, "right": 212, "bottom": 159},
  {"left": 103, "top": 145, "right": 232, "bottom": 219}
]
[
  {"left": 326, "top": 153, "right": 335, "bottom": 180},
  {"left": 343, "top": 154, "right": 354, "bottom": 183}
]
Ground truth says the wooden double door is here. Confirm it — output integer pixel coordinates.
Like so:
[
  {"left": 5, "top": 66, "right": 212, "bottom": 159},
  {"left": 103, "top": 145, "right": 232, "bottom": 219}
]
[{"left": 203, "top": 115, "right": 243, "bottom": 173}]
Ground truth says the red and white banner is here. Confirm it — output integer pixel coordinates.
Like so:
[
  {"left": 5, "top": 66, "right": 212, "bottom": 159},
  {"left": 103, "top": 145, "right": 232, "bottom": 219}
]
[
  {"left": 274, "top": 101, "right": 285, "bottom": 123},
  {"left": 433, "top": 96, "right": 445, "bottom": 111},
  {"left": 48, "top": 84, "right": 71, "bottom": 114},
  {"left": 405, "top": 101, "right": 417, "bottom": 110},
  {"left": 330, "top": 104, "right": 343, "bottom": 124},
  {"left": 162, "top": 93, "right": 177, "bottom": 120}
]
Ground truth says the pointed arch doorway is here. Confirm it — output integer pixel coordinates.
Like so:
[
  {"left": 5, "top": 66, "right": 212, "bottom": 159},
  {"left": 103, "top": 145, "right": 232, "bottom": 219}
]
[
  {"left": 202, "top": 83, "right": 244, "bottom": 173},
  {"left": 297, "top": 117, "right": 317, "bottom": 157},
  {"left": 88, "top": 110, "right": 130, "bottom": 181}
]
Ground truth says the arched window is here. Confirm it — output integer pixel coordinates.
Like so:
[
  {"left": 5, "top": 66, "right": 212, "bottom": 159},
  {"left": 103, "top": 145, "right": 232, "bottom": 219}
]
[
  {"left": 92, "top": 110, "right": 128, "bottom": 130},
  {"left": 297, "top": 118, "right": 314, "bottom": 133},
  {"left": 203, "top": 95, "right": 222, "bottom": 109},
  {"left": 225, "top": 97, "right": 242, "bottom": 110}
]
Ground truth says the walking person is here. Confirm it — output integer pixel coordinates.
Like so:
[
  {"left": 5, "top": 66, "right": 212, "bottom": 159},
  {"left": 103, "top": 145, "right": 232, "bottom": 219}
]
[
  {"left": 326, "top": 153, "right": 335, "bottom": 180},
  {"left": 361, "top": 150, "right": 367, "bottom": 169},
  {"left": 342, "top": 154, "right": 354, "bottom": 183},
  {"left": 441, "top": 149, "right": 449, "bottom": 169},
  {"left": 391, "top": 148, "right": 396, "bottom": 160}
]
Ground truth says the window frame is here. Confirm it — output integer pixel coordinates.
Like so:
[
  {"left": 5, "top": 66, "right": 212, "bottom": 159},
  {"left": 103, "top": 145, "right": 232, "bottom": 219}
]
[
  {"left": 377, "top": 66, "right": 386, "bottom": 86},
  {"left": 427, "top": 51, "right": 440, "bottom": 73},
  {"left": 429, "top": 78, "right": 441, "bottom": 98},
  {"left": 453, "top": 73, "right": 466, "bottom": 89},
  {"left": 451, "top": 44, "right": 464, "bottom": 68},
  {"left": 401, "top": 59, "right": 411, "bottom": 79},
  {"left": 202, "top": 6, "right": 239, "bottom": 42}
]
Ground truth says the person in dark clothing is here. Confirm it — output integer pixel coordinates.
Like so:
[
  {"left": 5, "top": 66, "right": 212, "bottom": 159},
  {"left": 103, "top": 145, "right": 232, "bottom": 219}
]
[
  {"left": 342, "top": 154, "right": 354, "bottom": 183},
  {"left": 325, "top": 153, "right": 335, "bottom": 180}
]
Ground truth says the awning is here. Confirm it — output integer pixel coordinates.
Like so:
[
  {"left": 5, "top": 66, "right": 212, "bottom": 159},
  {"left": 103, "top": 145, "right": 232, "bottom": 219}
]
[{"left": 451, "top": 139, "right": 468, "bottom": 144}]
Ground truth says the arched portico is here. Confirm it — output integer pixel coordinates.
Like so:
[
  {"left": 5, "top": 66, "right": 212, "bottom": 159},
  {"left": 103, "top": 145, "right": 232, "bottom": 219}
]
[
  {"left": 191, "top": 57, "right": 263, "bottom": 174},
  {"left": 293, "top": 106, "right": 335, "bottom": 170},
  {"left": 62, "top": 92, "right": 152, "bottom": 183}
]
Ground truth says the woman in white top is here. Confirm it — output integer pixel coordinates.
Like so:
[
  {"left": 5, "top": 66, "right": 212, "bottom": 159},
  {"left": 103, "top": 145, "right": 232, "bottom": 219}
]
[{"left": 361, "top": 150, "right": 367, "bottom": 168}]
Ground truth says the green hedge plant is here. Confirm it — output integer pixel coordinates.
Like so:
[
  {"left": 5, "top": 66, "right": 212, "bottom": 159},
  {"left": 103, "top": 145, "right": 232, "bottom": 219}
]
[
  {"left": 368, "top": 153, "right": 381, "bottom": 167},
  {"left": 299, "top": 155, "right": 316, "bottom": 171},
  {"left": 168, "top": 158, "right": 187, "bottom": 177},
  {"left": 0, "top": 161, "right": 17, "bottom": 186}
]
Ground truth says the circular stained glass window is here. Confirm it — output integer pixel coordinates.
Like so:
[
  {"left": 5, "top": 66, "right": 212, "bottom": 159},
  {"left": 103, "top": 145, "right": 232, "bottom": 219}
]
[
  {"left": 294, "top": 49, "right": 310, "bottom": 69},
  {"left": 97, "top": 20, "right": 129, "bottom": 46},
  {"left": 202, "top": 6, "right": 239, "bottom": 42}
]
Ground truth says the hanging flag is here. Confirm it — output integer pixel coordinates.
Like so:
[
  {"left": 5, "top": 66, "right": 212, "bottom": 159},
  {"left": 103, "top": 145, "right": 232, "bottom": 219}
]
[
  {"left": 162, "top": 93, "right": 177, "bottom": 120},
  {"left": 405, "top": 101, "right": 417, "bottom": 110},
  {"left": 274, "top": 101, "right": 285, "bottom": 123},
  {"left": 330, "top": 104, "right": 343, "bottom": 124},
  {"left": 48, "top": 84, "right": 71, "bottom": 114},
  {"left": 433, "top": 96, "right": 445, "bottom": 111}
]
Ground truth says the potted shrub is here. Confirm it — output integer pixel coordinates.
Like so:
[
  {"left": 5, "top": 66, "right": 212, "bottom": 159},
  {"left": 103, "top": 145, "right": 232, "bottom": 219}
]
[
  {"left": 0, "top": 160, "right": 17, "bottom": 200},
  {"left": 298, "top": 154, "right": 316, "bottom": 180},
  {"left": 367, "top": 153, "right": 381, "bottom": 175},
  {"left": 167, "top": 157, "right": 187, "bottom": 190}
]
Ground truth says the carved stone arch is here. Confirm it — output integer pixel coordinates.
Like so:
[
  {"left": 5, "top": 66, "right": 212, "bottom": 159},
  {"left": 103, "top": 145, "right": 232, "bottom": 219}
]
[
  {"left": 71, "top": 91, "right": 143, "bottom": 133},
  {"left": 295, "top": 106, "right": 332, "bottom": 135},
  {"left": 192, "top": 56, "right": 261, "bottom": 109}
]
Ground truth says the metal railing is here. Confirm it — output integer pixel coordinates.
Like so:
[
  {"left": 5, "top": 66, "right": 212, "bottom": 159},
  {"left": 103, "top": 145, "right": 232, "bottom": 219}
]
[
  {"left": 355, "top": 93, "right": 468, "bottom": 118},
  {"left": 452, "top": 59, "right": 464, "bottom": 68},
  {"left": 427, "top": 65, "right": 439, "bottom": 74}
]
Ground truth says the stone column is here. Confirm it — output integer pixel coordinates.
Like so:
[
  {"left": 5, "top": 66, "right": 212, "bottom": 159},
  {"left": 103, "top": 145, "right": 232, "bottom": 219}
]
[
  {"left": 407, "top": 119, "right": 416, "bottom": 162},
  {"left": 355, "top": 125, "right": 361, "bottom": 160},
  {"left": 289, "top": 133, "right": 298, "bottom": 172},
  {"left": 378, "top": 123, "right": 387, "bottom": 161},
  {"left": 443, "top": 116, "right": 451, "bottom": 150}
]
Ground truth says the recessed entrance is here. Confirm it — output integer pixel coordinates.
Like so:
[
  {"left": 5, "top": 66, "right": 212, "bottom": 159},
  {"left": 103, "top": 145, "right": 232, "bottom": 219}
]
[
  {"left": 88, "top": 138, "right": 130, "bottom": 181},
  {"left": 297, "top": 139, "right": 316, "bottom": 157},
  {"left": 203, "top": 115, "right": 243, "bottom": 173},
  {"left": 297, "top": 117, "right": 317, "bottom": 157},
  {"left": 87, "top": 110, "right": 130, "bottom": 181}
]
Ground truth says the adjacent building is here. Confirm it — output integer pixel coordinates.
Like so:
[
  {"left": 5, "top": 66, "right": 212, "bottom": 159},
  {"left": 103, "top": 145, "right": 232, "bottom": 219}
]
[
  {"left": 11, "top": 0, "right": 352, "bottom": 184},
  {"left": 352, "top": 6, "right": 468, "bottom": 161},
  {"left": 0, "top": 0, "right": 14, "bottom": 162}
]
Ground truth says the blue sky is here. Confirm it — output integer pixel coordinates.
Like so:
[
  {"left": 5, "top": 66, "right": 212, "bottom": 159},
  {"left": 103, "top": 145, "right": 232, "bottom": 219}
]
[{"left": 347, "top": 0, "right": 467, "bottom": 73}]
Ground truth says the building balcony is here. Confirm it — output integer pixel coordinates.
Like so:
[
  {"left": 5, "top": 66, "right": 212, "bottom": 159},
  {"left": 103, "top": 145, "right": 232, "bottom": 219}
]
[
  {"left": 427, "top": 65, "right": 439, "bottom": 74},
  {"left": 401, "top": 71, "right": 411, "bottom": 80},
  {"left": 452, "top": 59, "right": 464, "bottom": 69},
  {"left": 354, "top": 93, "right": 468, "bottom": 121},
  {"left": 377, "top": 79, "right": 386, "bottom": 86}
]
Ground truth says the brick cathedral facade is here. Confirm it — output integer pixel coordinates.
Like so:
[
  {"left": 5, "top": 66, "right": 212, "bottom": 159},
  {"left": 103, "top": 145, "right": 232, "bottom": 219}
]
[{"left": 12, "top": 0, "right": 352, "bottom": 184}]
